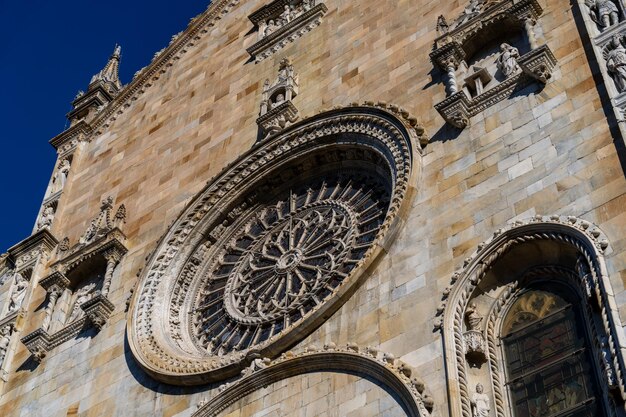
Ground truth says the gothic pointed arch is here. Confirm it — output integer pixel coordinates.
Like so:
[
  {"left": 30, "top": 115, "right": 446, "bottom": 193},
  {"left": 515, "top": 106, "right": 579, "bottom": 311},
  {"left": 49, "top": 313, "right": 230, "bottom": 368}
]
[
  {"left": 127, "top": 104, "right": 425, "bottom": 385},
  {"left": 437, "top": 215, "right": 626, "bottom": 417}
]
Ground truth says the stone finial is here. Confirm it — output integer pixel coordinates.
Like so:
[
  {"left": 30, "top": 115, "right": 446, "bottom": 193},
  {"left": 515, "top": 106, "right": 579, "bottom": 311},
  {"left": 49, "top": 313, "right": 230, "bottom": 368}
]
[{"left": 90, "top": 45, "right": 123, "bottom": 90}]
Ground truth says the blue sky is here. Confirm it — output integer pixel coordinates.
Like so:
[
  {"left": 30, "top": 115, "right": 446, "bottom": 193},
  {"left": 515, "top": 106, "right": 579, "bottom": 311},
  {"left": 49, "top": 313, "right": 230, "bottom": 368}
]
[{"left": 0, "top": 1, "right": 209, "bottom": 252}]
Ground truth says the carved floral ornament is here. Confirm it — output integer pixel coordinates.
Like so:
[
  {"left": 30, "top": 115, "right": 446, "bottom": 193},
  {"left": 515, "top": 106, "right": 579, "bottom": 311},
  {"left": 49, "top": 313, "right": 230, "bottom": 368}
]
[
  {"left": 434, "top": 215, "right": 626, "bottom": 417},
  {"left": 194, "top": 343, "right": 433, "bottom": 417},
  {"left": 127, "top": 104, "right": 425, "bottom": 385}
]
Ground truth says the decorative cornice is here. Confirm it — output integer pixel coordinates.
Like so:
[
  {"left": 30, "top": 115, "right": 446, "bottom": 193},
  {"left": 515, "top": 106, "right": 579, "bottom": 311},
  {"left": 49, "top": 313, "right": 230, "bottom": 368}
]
[
  {"left": 193, "top": 343, "right": 433, "bottom": 417},
  {"left": 7, "top": 230, "right": 58, "bottom": 271},
  {"left": 52, "top": 228, "right": 127, "bottom": 274},
  {"left": 49, "top": 120, "right": 92, "bottom": 153}
]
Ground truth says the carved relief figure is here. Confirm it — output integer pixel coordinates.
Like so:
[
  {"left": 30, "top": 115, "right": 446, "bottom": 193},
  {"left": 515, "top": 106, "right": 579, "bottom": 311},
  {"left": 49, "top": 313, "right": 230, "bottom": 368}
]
[
  {"left": 8, "top": 273, "right": 27, "bottom": 313},
  {"left": 471, "top": 383, "right": 490, "bottom": 417},
  {"left": 586, "top": 0, "right": 619, "bottom": 30},
  {"left": 497, "top": 43, "right": 520, "bottom": 77},
  {"left": 37, "top": 206, "right": 55, "bottom": 231},
  {"left": 258, "top": 0, "right": 318, "bottom": 40},
  {"left": 0, "top": 326, "right": 10, "bottom": 367},
  {"left": 465, "top": 302, "right": 483, "bottom": 330},
  {"left": 50, "top": 158, "right": 71, "bottom": 195},
  {"left": 606, "top": 35, "right": 626, "bottom": 92},
  {"left": 68, "top": 284, "right": 96, "bottom": 322}
]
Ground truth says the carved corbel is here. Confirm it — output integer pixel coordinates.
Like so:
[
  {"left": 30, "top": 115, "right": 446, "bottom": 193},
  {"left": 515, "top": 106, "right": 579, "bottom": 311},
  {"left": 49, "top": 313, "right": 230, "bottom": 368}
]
[
  {"left": 518, "top": 44, "right": 557, "bottom": 83},
  {"left": 81, "top": 293, "right": 115, "bottom": 330},
  {"left": 21, "top": 329, "right": 51, "bottom": 363}
]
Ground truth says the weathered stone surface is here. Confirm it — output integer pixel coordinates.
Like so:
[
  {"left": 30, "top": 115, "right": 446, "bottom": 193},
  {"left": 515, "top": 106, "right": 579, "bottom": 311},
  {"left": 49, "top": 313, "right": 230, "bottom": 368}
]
[{"left": 0, "top": 0, "right": 625, "bottom": 416}]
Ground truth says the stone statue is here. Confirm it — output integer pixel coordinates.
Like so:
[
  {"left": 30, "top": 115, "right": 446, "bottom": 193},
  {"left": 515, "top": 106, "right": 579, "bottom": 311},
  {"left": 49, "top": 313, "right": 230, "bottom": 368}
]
[
  {"left": 587, "top": 0, "right": 619, "bottom": 30},
  {"left": 0, "top": 326, "right": 10, "bottom": 367},
  {"left": 8, "top": 273, "right": 27, "bottom": 313},
  {"left": 437, "top": 15, "right": 449, "bottom": 34},
  {"left": 51, "top": 159, "right": 71, "bottom": 194},
  {"left": 68, "top": 284, "right": 96, "bottom": 322},
  {"left": 265, "top": 20, "right": 277, "bottom": 36},
  {"left": 465, "top": 302, "right": 483, "bottom": 330},
  {"left": 37, "top": 206, "right": 55, "bottom": 231},
  {"left": 497, "top": 43, "right": 520, "bottom": 77},
  {"left": 272, "top": 93, "right": 285, "bottom": 108},
  {"left": 280, "top": 5, "right": 292, "bottom": 25},
  {"left": 606, "top": 35, "right": 626, "bottom": 92},
  {"left": 471, "top": 383, "right": 490, "bottom": 417},
  {"left": 303, "top": 0, "right": 314, "bottom": 11}
]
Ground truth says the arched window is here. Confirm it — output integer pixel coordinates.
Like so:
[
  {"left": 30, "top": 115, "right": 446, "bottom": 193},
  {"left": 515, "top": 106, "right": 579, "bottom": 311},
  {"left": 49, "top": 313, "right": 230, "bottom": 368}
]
[{"left": 501, "top": 285, "right": 605, "bottom": 417}]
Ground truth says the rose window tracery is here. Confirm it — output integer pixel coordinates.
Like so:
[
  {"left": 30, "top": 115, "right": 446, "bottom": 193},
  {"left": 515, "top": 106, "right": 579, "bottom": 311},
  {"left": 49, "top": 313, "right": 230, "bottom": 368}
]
[
  {"left": 189, "top": 174, "right": 389, "bottom": 354},
  {"left": 127, "top": 106, "right": 422, "bottom": 384}
]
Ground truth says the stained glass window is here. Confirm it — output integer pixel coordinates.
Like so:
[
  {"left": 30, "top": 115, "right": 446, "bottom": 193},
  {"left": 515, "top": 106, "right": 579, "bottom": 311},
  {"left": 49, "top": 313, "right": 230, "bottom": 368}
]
[{"left": 502, "top": 289, "right": 604, "bottom": 417}]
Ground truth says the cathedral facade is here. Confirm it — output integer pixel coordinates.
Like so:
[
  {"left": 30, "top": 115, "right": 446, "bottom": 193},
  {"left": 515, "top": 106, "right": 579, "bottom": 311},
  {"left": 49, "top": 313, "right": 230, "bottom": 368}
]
[{"left": 1, "top": 0, "right": 626, "bottom": 416}]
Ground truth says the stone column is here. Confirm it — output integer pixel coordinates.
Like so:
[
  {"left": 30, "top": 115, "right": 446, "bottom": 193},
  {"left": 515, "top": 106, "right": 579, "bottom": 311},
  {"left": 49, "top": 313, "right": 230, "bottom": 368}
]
[
  {"left": 102, "top": 251, "right": 120, "bottom": 297},
  {"left": 525, "top": 18, "right": 538, "bottom": 50},
  {"left": 446, "top": 62, "right": 458, "bottom": 95}
]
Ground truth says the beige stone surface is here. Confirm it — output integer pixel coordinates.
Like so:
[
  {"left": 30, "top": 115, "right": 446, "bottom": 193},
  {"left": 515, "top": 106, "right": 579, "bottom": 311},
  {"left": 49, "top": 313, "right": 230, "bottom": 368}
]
[{"left": 0, "top": 0, "right": 624, "bottom": 416}]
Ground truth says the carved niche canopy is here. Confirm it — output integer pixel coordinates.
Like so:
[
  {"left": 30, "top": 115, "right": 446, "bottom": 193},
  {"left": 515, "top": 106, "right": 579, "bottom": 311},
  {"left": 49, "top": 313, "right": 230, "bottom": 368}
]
[
  {"left": 21, "top": 198, "right": 127, "bottom": 362},
  {"left": 127, "top": 104, "right": 424, "bottom": 385},
  {"left": 257, "top": 58, "right": 300, "bottom": 139},
  {"left": 247, "top": 0, "right": 328, "bottom": 62},
  {"left": 430, "top": 0, "right": 557, "bottom": 128}
]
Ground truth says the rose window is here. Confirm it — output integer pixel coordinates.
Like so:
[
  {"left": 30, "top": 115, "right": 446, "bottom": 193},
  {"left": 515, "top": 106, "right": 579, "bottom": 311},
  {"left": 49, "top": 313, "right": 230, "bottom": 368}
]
[{"left": 189, "top": 174, "right": 390, "bottom": 354}]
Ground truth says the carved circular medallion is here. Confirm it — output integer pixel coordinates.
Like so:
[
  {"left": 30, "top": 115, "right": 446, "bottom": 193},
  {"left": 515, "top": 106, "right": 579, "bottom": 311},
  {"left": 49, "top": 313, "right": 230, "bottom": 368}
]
[{"left": 127, "top": 106, "right": 421, "bottom": 384}]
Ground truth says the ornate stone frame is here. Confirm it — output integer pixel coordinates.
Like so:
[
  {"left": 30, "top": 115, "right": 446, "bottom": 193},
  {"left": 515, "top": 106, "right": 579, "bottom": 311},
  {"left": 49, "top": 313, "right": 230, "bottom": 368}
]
[
  {"left": 436, "top": 215, "right": 626, "bottom": 417},
  {"left": 21, "top": 222, "right": 127, "bottom": 362},
  {"left": 247, "top": 0, "right": 328, "bottom": 62},
  {"left": 127, "top": 104, "right": 426, "bottom": 385},
  {"left": 193, "top": 343, "right": 433, "bottom": 417},
  {"left": 430, "top": 0, "right": 557, "bottom": 128}
]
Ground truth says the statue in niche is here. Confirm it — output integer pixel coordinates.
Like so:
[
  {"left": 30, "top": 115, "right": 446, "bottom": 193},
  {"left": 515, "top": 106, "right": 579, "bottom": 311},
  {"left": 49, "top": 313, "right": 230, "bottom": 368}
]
[
  {"left": 497, "top": 43, "right": 520, "bottom": 77},
  {"left": 586, "top": 0, "right": 619, "bottom": 30},
  {"left": 37, "top": 206, "right": 55, "bottom": 231},
  {"left": 471, "top": 383, "right": 490, "bottom": 417},
  {"left": 50, "top": 159, "right": 71, "bottom": 195},
  {"left": 8, "top": 273, "right": 27, "bottom": 313},
  {"left": 465, "top": 302, "right": 483, "bottom": 330},
  {"left": 271, "top": 93, "right": 286, "bottom": 108},
  {"left": 280, "top": 5, "right": 292, "bottom": 25},
  {"left": 606, "top": 35, "right": 626, "bottom": 92},
  {"left": 265, "top": 20, "right": 277, "bottom": 36},
  {"left": 0, "top": 326, "right": 9, "bottom": 367},
  {"left": 68, "top": 283, "right": 97, "bottom": 322}
]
